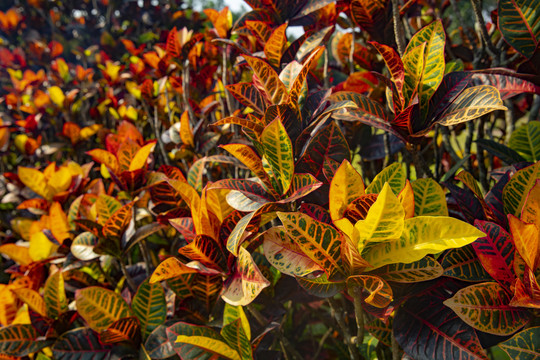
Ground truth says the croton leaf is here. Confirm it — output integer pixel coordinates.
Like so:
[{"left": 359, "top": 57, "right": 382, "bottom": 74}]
[
  {"left": 264, "top": 23, "right": 287, "bottom": 68},
  {"left": 221, "top": 247, "right": 270, "bottom": 306},
  {"left": 499, "top": 326, "right": 540, "bottom": 359},
  {"left": 356, "top": 183, "right": 405, "bottom": 244},
  {"left": 411, "top": 178, "right": 448, "bottom": 216},
  {"left": 178, "top": 235, "right": 228, "bottom": 273},
  {"left": 278, "top": 211, "right": 346, "bottom": 280},
  {"left": 503, "top": 162, "right": 540, "bottom": 216},
  {"left": 402, "top": 43, "right": 425, "bottom": 108},
  {"left": 370, "top": 256, "right": 443, "bottom": 283},
  {"left": 95, "top": 194, "right": 122, "bottom": 226},
  {"left": 508, "top": 215, "right": 540, "bottom": 271},
  {"left": 347, "top": 275, "right": 393, "bottom": 308},
  {"left": 226, "top": 83, "right": 266, "bottom": 115},
  {"left": 132, "top": 279, "right": 166, "bottom": 340},
  {"left": 221, "top": 318, "right": 252, "bottom": 360},
  {"left": 150, "top": 257, "right": 198, "bottom": 283},
  {"left": 75, "top": 287, "right": 133, "bottom": 332},
  {"left": 441, "top": 245, "right": 493, "bottom": 282},
  {"left": 17, "top": 166, "right": 54, "bottom": 200},
  {"left": 244, "top": 55, "right": 288, "bottom": 105},
  {"left": 213, "top": 116, "right": 265, "bottom": 134},
  {"left": 296, "top": 273, "right": 345, "bottom": 298},
  {"left": 262, "top": 226, "right": 323, "bottom": 276},
  {"left": 509, "top": 121, "right": 540, "bottom": 162},
  {"left": 435, "top": 85, "right": 507, "bottom": 127},
  {"left": 330, "top": 91, "right": 389, "bottom": 131},
  {"left": 100, "top": 316, "right": 141, "bottom": 344},
  {"left": 329, "top": 159, "right": 365, "bottom": 222},
  {"left": 12, "top": 288, "right": 46, "bottom": 317},
  {"left": 498, "top": 0, "right": 540, "bottom": 58},
  {"left": 472, "top": 221, "right": 515, "bottom": 289},
  {"left": 102, "top": 201, "right": 134, "bottom": 240},
  {"left": 145, "top": 324, "right": 175, "bottom": 360},
  {"left": 369, "top": 41, "right": 405, "bottom": 109},
  {"left": 363, "top": 216, "right": 485, "bottom": 269},
  {"left": 43, "top": 271, "right": 68, "bottom": 319},
  {"left": 52, "top": 328, "right": 110, "bottom": 360},
  {"left": 167, "top": 322, "right": 241, "bottom": 360},
  {"left": 444, "top": 282, "right": 530, "bottom": 335},
  {"left": 394, "top": 279, "right": 489, "bottom": 360},
  {"left": 261, "top": 118, "right": 294, "bottom": 194},
  {"left": 281, "top": 173, "right": 322, "bottom": 203},
  {"left": 365, "top": 163, "right": 405, "bottom": 195}
]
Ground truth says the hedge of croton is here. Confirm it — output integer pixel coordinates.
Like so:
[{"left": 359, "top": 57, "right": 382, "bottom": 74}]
[{"left": 0, "top": 0, "right": 539, "bottom": 359}]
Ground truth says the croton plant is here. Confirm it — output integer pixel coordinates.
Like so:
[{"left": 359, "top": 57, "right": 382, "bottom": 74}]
[{"left": 0, "top": 0, "right": 539, "bottom": 359}]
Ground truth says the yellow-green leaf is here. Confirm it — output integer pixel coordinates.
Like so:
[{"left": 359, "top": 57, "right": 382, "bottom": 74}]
[
  {"left": 43, "top": 271, "right": 68, "bottom": 319},
  {"left": 402, "top": 42, "right": 425, "bottom": 107},
  {"left": 411, "top": 178, "right": 448, "bottom": 216},
  {"left": 75, "top": 286, "right": 133, "bottom": 332},
  {"left": 363, "top": 216, "right": 485, "bottom": 269},
  {"left": 365, "top": 163, "right": 405, "bottom": 195},
  {"left": 503, "top": 162, "right": 540, "bottom": 216},
  {"left": 261, "top": 118, "right": 294, "bottom": 194},
  {"left": 329, "top": 159, "right": 365, "bottom": 222}
]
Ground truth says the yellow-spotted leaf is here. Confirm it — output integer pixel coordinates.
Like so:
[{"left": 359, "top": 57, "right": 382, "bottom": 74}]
[
  {"left": 117, "top": 139, "right": 141, "bottom": 172},
  {"left": 17, "top": 167, "right": 53, "bottom": 200},
  {"left": 398, "top": 180, "right": 415, "bottom": 219},
  {"left": 261, "top": 118, "right": 294, "bottom": 194},
  {"left": 444, "top": 282, "right": 529, "bottom": 335},
  {"left": 411, "top": 178, "right": 448, "bottom": 216},
  {"left": 264, "top": 23, "right": 287, "bottom": 68},
  {"left": 508, "top": 215, "right": 540, "bottom": 271},
  {"left": 363, "top": 216, "right": 485, "bottom": 269},
  {"left": 150, "top": 257, "right": 198, "bottom": 283},
  {"left": 408, "top": 20, "right": 446, "bottom": 117},
  {"left": 101, "top": 316, "right": 141, "bottom": 344},
  {"left": 436, "top": 85, "right": 506, "bottom": 126},
  {"left": 44, "top": 271, "right": 68, "bottom": 319},
  {"left": 213, "top": 116, "right": 265, "bottom": 134},
  {"left": 0, "top": 324, "right": 44, "bottom": 357},
  {"left": 167, "top": 322, "right": 241, "bottom": 360},
  {"left": 221, "top": 247, "right": 270, "bottom": 306},
  {"left": 370, "top": 256, "right": 444, "bottom": 283},
  {"left": 96, "top": 194, "right": 122, "bottom": 225},
  {"left": 132, "top": 279, "right": 166, "bottom": 339},
  {"left": 244, "top": 55, "right": 287, "bottom": 105},
  {"left": 278, "top": 211, "right": 346, "bottom": 280},
  {"left": 355, "top": 183, "right": 405, "bottom": 244},
  {"left": 75, "top": 286, "right": 133, "bottom": 332},
  {"left": 521, "top": 180, "right": 540, "bottom": 225},
  {"left": 86, "top": 149, "right": 118, "bottom": 174},
  {"left": 365, "top": 163, "right": 405, "bottom": 195},
  {"left": 504, "top": 162, "right": 540, "bottom": 216},
  {"left": 402, "top": 42, "right": 425, "bottom": 107},
  {"left": 223, "top": 304, "right": 250, "bottom": 340},
  {"left": 11, "top": 288, "right": 46, "bottom": 317},
  {"left": 347, "top": 275, "right": 393, "bottom": 308},
  {"left": 129, "top": 142, "right": 156, "bottom": 171},
  {"left": 262, "top": 226, "right": 323, "bottom": 277},
  {"left": 329, "top": 159, "right": 365, "bottom": 222}
]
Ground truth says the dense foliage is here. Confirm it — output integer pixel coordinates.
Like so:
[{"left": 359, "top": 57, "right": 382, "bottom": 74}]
[{"left": 0, "top": 0, "right": 539, "bottom": 359}]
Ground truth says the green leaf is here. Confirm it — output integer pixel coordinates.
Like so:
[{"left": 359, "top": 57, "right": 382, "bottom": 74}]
[
  {"left": 503, "top": 162, "right": 540, "bottom": 216},
  {"left": 363, "top": 216, "right": 485, "bottom": 269},
  {"left": 262, "top": 226, "right": 323, "bottom": 276},
  {"left": 411, "top": 178, "right": 448, "bottom": 216},
  {"left": 223, "top": 304, "right": 251, "bottom": 340},
  {"left": 476, "top": 139, "right": 526, "bottom": 165},
  {"left": 408, "top": 20, "right": 446, "bottom": 117},
  {"left": 498, "top": 0, "right": 540, "bottom": 58},
  {"left": 500, "top": 326, "right": 540, "bottom": 359},
  {"left": 44, "top": 271, "right": 68, "bottom": 319},
  {"left": 509, "top": 121, "right": 540, "bottom": 162},
  {"left": 261, "top": 118, "right": 294, "bottom": 194},
  {"left": 132, "top": 279, "right": 166, "bottom": 340},
  {"left": 436, "top": 85, "right": 507, "bottom": 126},
  {"left": 221, "top": 319, "right": 252, "bottom": 360},
  {"left": 167, "top": 322, "right": 241, "bottom": 360},
  {"left": 96, "top": 194, "right": 122, "bottom": 225},
  {"left": 145, "top": 324, "right": 175, "bottom": 360},
  {"left": 365, "top": 163, "right": 405, "bottom": 195},
  {"left": 75, "top": 286, "right": 133, "bottom": 332},
  {"left": 278, "top": 211, "right": 346, "bottom": 280},
  {"left": 444, "top": 282, "right": 529, "bottom": 335},
  {"left": 402, "top": 42, "right": 425, "bottom": 107}
]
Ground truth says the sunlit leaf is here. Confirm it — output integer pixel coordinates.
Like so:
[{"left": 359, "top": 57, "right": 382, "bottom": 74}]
[
  {"left": 411, "top": 178, "right": 448, "bottom": 216},
  {"left": 132, "top": 279, "right": 166, "bottom": 339},
  {"left": 75, "top": 286, "right": 133, "bottom": 332},
  {"left": 261, "top": 118, "right": 294, "bottom": 194},
  {"left": 347, "top": 275, "right": 393, "bottom": 308},
  {"left": 329, "top": 159, "right": 365, "bottom": 222},
  {"left": 365, "top": 163, "right": 405, "bottom": 195},
  {"left": 43, "top": 271, "right": 68, "bottom": 319}
]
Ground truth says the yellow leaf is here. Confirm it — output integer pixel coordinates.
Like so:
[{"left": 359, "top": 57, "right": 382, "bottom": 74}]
[
  {"left": 0, "top": 284, "right": 19, "bottom": 326},
  {"left": 508, "top": 215, "right": 540, "bottom": 271},
  {"left": 329, "top": 159, "right": 365, "bottom": 222},
  {"left": 129, "top": 142, "right": 156, "bottom": 171},
  {"left": 11, "top": 288, "right": 47, "bottom": 317},
  {"left": 180, "top": 111, "right": 194, "bottom": 147},
  {"left": 18, "top": 167, "right": 54, "bottom": 200},
  {"left": 398, "top": 180, "right": 415, "bottom": 219},
  {"left": 49, "top": 202, "right": 71, "bottom": 244},
  {"left": 0, "top": 244, "right": 32, "bottom": 266},
  {"left": 29, "top": 231, "right": 57, "bottom": 261},
  {"left": 48, "top": 167, "right": 72, "bottom": 194},
  {"left": 49, "top": 86, "right": 65, "bottom": 107},
  {"left": 355, "top": 183, "right": 405, "bottom": 245}
]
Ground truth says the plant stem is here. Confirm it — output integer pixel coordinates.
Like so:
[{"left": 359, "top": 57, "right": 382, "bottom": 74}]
[
  {"left": 464, "top": 121, "right": 475, "bottom": 172},
  {"left": 391, "top": 329, "right": 400, "bottom": 360},
  {"left": 328, "top": 297, "right": 362, "bottom": 360},
  {"left": 314, "top": 326, "right": 333, "bottom": 359},
  {"left": 477, "top": 117, "right": 488, "bottom": 192},
  {"left": 383, "top": 132, "right": 392, "bottom": 167},
  {"left": 119, "top": 258, "right": 137, "bottom": 292},
  {"left": 351, "top": 287, "right": 365, "bottom": 346},
  {"left": 470, "top": 0, "right": 498, "bottom": 65},
  {"left": 391, "top": 0, "right": 405, "bottom": 55}
]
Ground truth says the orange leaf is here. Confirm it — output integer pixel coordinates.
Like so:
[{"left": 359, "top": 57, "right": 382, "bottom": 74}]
[
  {"left": 509, "top": 215, "right": 540, "bottom": 271},
  {"left": 86, "top": 149, "right": 118, "bottom": 174}
]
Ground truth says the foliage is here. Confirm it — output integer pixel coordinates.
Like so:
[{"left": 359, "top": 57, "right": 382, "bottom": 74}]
[{"left": 0, "top": 0, "right": 539, "bottom": 359}]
